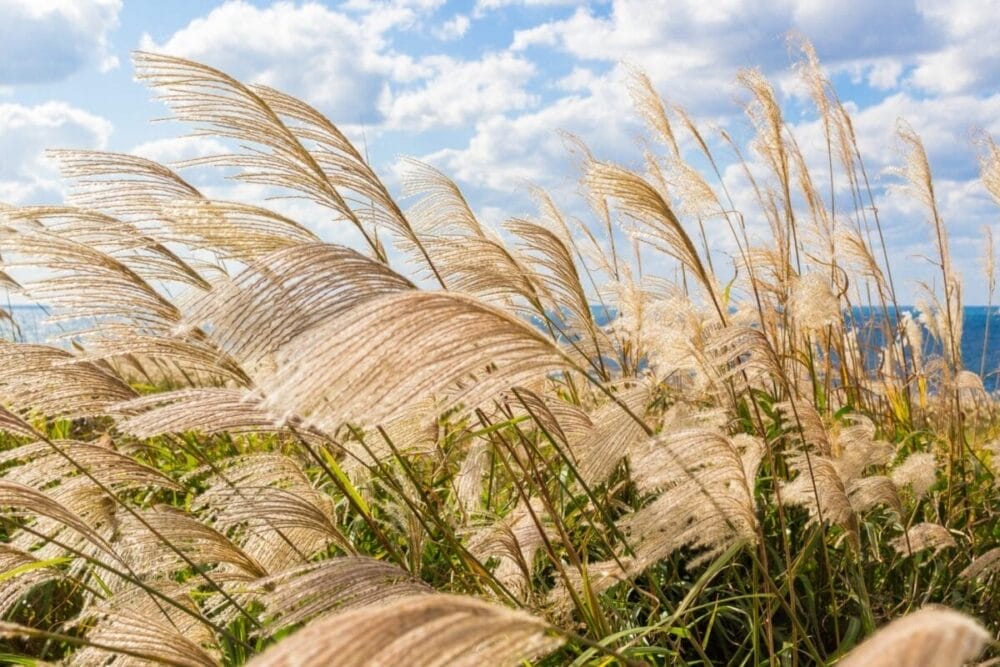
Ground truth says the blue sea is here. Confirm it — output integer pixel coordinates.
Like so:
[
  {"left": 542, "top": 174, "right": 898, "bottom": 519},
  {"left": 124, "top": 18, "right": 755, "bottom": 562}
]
[
  {"left": 848, "top": 305, "right": 1000, "bottom": 391},
  {"left": 6, "top": 304, "right": 1000, "bottom": 391}
]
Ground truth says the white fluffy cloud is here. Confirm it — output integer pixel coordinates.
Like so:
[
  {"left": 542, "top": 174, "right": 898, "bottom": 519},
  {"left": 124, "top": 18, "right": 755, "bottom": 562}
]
[
  {"left": 0, "top": 102, "right": 112, "bottom": 204},
  {"left": 433, "top": 14, "right": 470, "bottom": 40},
  {"left": 140, "top": 1, "right": 413, "bottom": 122},
  {"left": 0, "top": 0, "right": 121, "bottom": 84},
  {"left": 847, "top": 93, "right": 1000, "bottom": 179},
  {"left": 909, "top": 0, "right": 1000, "bottom": 95},
  {"left": 509, "top": 0, "right": 1000, "bottom": 103},
  {"left": 421, "top": 66, "right": 638, "bottom": 193},
  {"left": 513, "top": 2, "right": 790, "bottom": 89},
  {"left": 142, "top": 0, "right": 539, "bottom": 133},
  {"left": 381, "top": 53, "right": 538, "bottom": 130}
]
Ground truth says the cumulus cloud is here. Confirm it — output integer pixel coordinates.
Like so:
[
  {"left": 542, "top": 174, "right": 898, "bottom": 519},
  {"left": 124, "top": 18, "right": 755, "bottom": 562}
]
[
  {"left": 140, "top": 0, "right": 414, "bottom": 123},
  {"left": 909, "top": 0, "right": 1000, "bottom": 95},
  {"left": 381, "top": 52, "right": 538, "bottom": 129},
  {"left": 0, "top": 102, "right": 112, "bottom": 204},
  {"left": 341, "top": 0, "right": 446, "bottom": 13},
  {"left": 142, "top": 0, "right": 538, "bottom": 133},
  {"left": 847, "top": 93, "right": 1000, "bottom": 179},
  {"left": 0, "top": 0, "right": 121, "bottom": 84},
  {"left": 508, "top": 0, "right": 999, "bottom": 103},
  {"left": 433, "top": 14, "right": 470, "bottom": 40},
  {"left": 421, "top": 66, "right": 639, "bottom": 193},
  {"left": 512, "top": 5, "right": 785, "bottom": 117}
]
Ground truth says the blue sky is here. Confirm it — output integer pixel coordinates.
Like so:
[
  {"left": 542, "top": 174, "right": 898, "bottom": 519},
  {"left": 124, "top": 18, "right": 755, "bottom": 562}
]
[{"left": 2, "top": 0, "right": 1000, "bottom": 302}]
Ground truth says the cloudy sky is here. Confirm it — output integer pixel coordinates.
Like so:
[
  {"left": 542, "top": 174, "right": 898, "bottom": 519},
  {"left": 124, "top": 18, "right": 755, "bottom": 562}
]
[{"left": 2, "top": 0, "right": 1000, "bottom": 302}]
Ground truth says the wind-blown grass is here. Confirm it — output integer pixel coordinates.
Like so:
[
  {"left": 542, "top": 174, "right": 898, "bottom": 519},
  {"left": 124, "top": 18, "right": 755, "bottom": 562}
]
[{"left": 1, "top": 37, "right": 1000, "bottom": 665}]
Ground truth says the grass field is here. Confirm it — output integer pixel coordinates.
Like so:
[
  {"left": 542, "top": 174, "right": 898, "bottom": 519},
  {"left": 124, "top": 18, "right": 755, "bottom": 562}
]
[{"left": 0, "top": 37, "right": 999, "bottom": 666}]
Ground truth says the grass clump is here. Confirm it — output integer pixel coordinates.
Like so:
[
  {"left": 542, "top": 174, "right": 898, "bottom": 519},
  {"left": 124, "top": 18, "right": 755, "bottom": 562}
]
[{"left": 1, "top": 36, "right": 1000, "bottom": 665}]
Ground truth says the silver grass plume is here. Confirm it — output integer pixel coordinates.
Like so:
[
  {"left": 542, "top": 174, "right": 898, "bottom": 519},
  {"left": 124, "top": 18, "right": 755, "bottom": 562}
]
[
  {"left": 133, "top": 53, "right": 446, "bottom": 281},
  {"left": 254, "top": 557, "right": 431, "bottom": 633},
  {"left": 114, "top": 506, "right": 267, "bottom": 579},
  {"left": 7, "top": 205, "right": 209, "bottom": 290},
  {"left": 586, "top": 159, "right": 722, "bottom": 315},
  {"left": 781, "top": 453, "right": 858, "bottom": 547},
  {"left": 505, "top": 213, "right": 609, "bottom": 364},
  {"left": 246, "top": 594, "right": 563, "bottom": 667},
  {"left": 0, "top": 402, "right": 46, "bottom": 439},
  {"left": 839, "top": 606, "right": 989, "bottom": 667},
  {"left": 67, "top": 582, "right": 219, "bottom": 667},
  {"left": 621, "top": 428, "right": 761, "bottom": 569},
  {"left": 787, "top": 271, "right": 841, "bottom": 333},
  {"left": 454, "top": 439, "right": 491, "bottom": 518},
  {"left": 626, "top": 65, "right": 680, "bottom": 158},
  {"left": 180, "top": 242, "right": 414, "bottom": 374},
  {"left": 400, "top": 158, "right": 486, "bottom": 239},
  {"left": 0, "top": 544, "right": 70, "bottom": 615},
  {"left": 115, "top": 388, "right": 291, "bottom": 438},
  {"left": 551, "top": 428, "right": 761, "bottom": 606},
  {"left": 0, "top": 222, "right": 247, "bottom": 385},
  {"left": 257, "top": 291, "right": 570, "bottom": 432},
  {"left": 572, "top": 385, "right": 651, "bottom": 486},
  {"left": 777, "top": 399, "right": 833, "bottom": 455},
  {"left": 978, "top": 133, "right": 1000, "bottom": 206},
  {"left": 190, "top": 453, "right": 345, "bottom": 573},
  {"left": 890, "top": 452, "right": 938, "bottom": 500},
  {"left": 890, "top": 522, "right": 956, "bottom": 557},
  {"left": 0, "top": 480, "right": 120, "bottom": 562},
  {"left": 466, "top": 498, "right": 552, "bottom": 598},
  {"left": 1, "top": 439, "right": 181, "bottom": 495},
  {"left": 158, "top": 199, "right": 320, "bottom": 263},
  {"left": 893, "top": 120, "right": 963, "bottom": 371},
  {"left": 960, "top": 546, "right": 1000, "bottom": 581},
  {"left": 511, "top": 386, "right": 594, "bottom": 449}
]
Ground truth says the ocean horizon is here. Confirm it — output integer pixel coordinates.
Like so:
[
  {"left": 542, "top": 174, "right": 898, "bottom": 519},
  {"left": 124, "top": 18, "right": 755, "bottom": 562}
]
[{"left": 5, "top": 303, "right": 1000, "bottom": 390}]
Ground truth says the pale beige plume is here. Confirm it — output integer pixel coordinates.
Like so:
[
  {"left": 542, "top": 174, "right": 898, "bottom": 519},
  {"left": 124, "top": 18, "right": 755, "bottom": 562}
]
[
  {"left": 246, "top": 594, "right": 563, "bottom": 667},
  {"left": 839, "top": 606, "right": 989, "bottom": 667}
]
